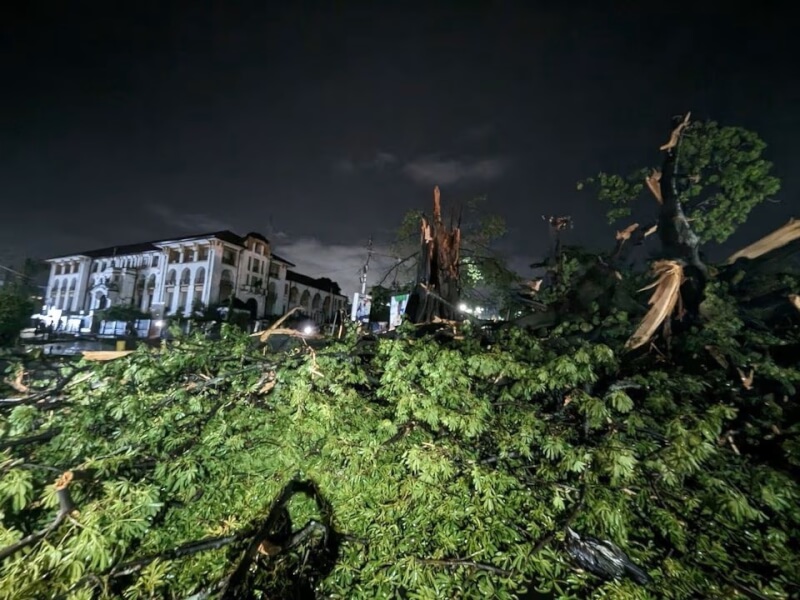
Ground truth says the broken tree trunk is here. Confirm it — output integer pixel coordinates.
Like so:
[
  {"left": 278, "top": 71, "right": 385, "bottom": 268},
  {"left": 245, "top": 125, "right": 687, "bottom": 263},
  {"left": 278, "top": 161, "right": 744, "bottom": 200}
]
[
  {"left": 406, "top": 186, "right": 462, "bottom": 323},
  {"left": 656, "top": 113, "right": 707, "bottom": 318}
]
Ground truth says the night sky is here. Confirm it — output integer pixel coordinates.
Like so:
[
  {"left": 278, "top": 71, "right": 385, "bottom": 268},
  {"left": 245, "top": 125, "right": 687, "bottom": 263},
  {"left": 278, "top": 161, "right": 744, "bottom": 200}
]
[{"left": 2, "top": 2, "right": 797, "bottom": 295}]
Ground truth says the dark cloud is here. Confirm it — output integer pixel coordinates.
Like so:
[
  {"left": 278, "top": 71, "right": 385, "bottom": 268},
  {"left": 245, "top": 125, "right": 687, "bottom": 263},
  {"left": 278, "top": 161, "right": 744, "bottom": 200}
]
[
  {"left": 0, "top": 3, "right": 797, "bottom": 276},
  {"left": 145, "top": 205, "right": 233, "bottom": 234},
  {"left": 403, "top": 156, "right": 509, "bottom": 186},
  {"left": 334, "top": 151, "right": 399, "bottom": 174}
]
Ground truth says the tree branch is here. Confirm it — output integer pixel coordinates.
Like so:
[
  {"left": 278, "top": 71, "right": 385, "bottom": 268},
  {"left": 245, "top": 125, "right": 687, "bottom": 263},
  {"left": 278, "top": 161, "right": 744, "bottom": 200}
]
[
  {"left": 1, "top": 428, "right": 61, "bottom": 450},
  {"left": 657, "top": 113, "right": 706, "bottom": 274},
  {"left": 0, "top": 471, "right": 76, "bottom": 562},
  {"left": 109, "top": 533, "right": 244, "bottom": 578},
  {"left": 418, "top": 557, "right": 512, "bottom": 577}
]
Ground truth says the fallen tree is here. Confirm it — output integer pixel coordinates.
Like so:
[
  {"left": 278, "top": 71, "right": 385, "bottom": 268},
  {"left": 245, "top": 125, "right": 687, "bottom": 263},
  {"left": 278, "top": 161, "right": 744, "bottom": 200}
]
[{"left": 1, "top": 261, "right": 799, "bottom": 599}]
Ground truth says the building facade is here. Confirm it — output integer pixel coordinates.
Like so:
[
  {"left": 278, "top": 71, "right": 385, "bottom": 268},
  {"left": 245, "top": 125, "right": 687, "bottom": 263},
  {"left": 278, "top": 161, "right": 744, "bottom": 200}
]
[{"left": 42, "top": 231, "right": 346, "bottom": 329}]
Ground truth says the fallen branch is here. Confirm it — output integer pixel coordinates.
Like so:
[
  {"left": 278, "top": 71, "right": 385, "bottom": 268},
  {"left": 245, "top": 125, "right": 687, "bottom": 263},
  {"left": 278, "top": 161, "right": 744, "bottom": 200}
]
[
  {"left": 1, "top": 428, "right": 61, "bottom": 450},
  {"left": 0, "top": 471, "right": 76, "bottom": 562},
  {"left": 1, "top": 365, "right": 92, "bottom": 409},
  {"left": 109, "top": 534, "right": 243, "bottom": 578},
  {"left": 252, "top": 307, "right": 302, "bottom": 342},
  {"left": 220, "top": 479, "right": 335, "bottom": 600}
]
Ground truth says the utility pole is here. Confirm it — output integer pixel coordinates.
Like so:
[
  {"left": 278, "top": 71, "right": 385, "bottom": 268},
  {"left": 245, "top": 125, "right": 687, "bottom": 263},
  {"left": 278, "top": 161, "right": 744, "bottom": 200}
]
[{"left": 359, "top": 236, "right": 373, "bottom": 296}]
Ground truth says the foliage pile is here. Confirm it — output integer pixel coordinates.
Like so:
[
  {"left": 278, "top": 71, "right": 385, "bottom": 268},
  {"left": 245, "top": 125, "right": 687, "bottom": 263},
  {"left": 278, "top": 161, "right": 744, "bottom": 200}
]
[{"left": 1, "top": 278, "right": 799, "bottom": 599}]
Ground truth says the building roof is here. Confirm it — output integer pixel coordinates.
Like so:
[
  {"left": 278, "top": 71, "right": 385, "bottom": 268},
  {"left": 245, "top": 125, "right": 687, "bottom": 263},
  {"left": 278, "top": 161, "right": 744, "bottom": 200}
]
[
  {"left": 243, "top": 231, "right": 270, "bottom": 244},
  {"left": 286, "top": 270, "right": 344, "bottom": 296},
  {"left": 270, "top": 253, "right": 295, "bottom": 267},
  {"left": 48, "top": 230, "right": 256, "bottom": 260},
  {"left": 47, "top": 231, "right": 310, "bottom": 277}
]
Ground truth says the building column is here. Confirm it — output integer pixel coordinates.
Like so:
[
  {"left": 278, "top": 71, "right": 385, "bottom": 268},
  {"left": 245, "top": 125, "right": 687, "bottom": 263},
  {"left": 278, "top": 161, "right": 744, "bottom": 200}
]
[
  {"left": 141, "top": 282, "right": 150, "bottom": 313},
  {"left": 185, "top": 271, "right": 197, "bottom": 316},
  {"left": 170, "top": 286, "right": 180, "bottom": 315},
  {"left": 155, "top": 251, "right": 169, "bottom": 304},
  {"left": 202, "top": 248, "right": 215, "bottom": 305}
]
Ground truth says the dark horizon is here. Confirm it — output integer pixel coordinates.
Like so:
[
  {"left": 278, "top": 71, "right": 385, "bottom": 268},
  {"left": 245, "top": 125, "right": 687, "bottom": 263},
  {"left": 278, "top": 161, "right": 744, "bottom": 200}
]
[{"left": 3, "top": 2, "right": 797, "bottom": 295}]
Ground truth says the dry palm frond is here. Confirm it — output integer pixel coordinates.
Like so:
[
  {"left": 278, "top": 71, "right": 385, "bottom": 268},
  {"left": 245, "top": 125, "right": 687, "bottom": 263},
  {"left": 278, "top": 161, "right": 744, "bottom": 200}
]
[
  {"left": 659, "top": 112, "right": 692, "bottom": 151},
  {"left": 726, "top": 218, "right": 800, "bottom": 264},
  {"left": 789, "top": 294, "right": 800, "bottom": 312},
  {"left": 82, "top": 350, "right": 134, "bottom": 361},
  {"left": 643, "top": 224, "right": 658, "bottom": 237},
  {"left": 645, "top": 170, "right": 663, "bottom": 204},
  {"left": 616, "top": 223, "right": 639, "bottom": 242},
  {"left": 625, "top": 260, "right": 685, "bottom": 350}
]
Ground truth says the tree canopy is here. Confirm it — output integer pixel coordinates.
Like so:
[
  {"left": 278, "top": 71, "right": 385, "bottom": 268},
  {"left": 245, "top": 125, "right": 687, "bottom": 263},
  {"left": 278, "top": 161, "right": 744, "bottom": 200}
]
[
  {"left": 581, "top": 119, "right": 781, "bottom": 245},
  {"left": 0, "top": 285, "right": 34, "bottom": 348}
]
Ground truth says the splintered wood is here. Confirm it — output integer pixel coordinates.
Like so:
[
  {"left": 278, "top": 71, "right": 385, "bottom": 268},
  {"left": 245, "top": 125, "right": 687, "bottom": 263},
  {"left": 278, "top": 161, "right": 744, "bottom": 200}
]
[
  {"left": 645, "top": 169, "right": 663, "bottom": 204},
  {"left": 82, "top": 350, "right": 134, "bottom": 361},
  {"left": 790, "top": 294, "right": 800, "bottom": 312},
  {"left": 410, "top": 186, "right": 462, "bottom": 322},
  {"left": 616, "top": 223, "right": 639, "bottom": 242},
  {"left": 659, "top": 112, "right": 691, "bottom": 151},
  {"left": 625, "top": 260, "right": 685, "bottom": 350},
  {"left": 726, "top": 218, "right": 800, "bottom": 264}
]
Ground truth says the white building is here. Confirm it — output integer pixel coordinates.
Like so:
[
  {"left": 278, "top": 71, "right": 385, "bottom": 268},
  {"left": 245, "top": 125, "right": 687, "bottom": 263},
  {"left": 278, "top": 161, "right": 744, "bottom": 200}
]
[{"left": 42, "top": 230, "right": 347, "bottom": 330}]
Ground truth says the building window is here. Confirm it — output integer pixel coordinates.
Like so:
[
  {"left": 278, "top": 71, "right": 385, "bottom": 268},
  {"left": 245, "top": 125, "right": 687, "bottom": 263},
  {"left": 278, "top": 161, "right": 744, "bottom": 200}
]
[
  {"left": 269, "top": 263, "right": 280, "bottom": 278},
  {"left": 222, "top": 248, "right": 236, "bottom": 266},
  {"left": 152, "top": 256, "right": 159, "bottom": 267},
  {"left": 252, "top": 258, "right": 260, "bottom": 272}
]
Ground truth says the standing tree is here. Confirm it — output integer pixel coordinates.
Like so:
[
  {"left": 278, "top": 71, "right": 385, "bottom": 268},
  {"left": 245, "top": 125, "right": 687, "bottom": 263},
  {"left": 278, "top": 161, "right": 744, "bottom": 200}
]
[{"left": 0, "top": 284, "right": 34, "bottom": 347}]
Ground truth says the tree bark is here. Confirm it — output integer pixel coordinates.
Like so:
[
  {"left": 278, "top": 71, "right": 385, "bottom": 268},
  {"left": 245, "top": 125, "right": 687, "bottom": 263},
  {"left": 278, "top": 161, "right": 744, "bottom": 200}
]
[
  {"left": 406, "top": 187, "right": 462, "bottom": 323},
  {"left": 657, "top": 114, "right": 707, "bottom": 317}
]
